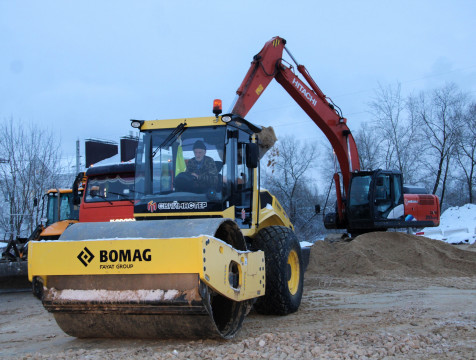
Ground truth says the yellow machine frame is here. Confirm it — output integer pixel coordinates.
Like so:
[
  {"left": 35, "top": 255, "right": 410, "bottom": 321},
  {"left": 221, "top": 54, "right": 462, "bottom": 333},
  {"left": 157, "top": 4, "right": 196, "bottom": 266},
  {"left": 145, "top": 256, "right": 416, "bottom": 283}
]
[{"left": 29, "top": 235, "right": 264, "bottom": 302}]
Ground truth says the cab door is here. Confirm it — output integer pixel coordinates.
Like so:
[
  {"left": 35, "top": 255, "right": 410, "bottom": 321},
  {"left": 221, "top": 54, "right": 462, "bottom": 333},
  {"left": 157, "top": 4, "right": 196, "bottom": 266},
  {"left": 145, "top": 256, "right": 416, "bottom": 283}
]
[
  {"left": 225, "top": 129, "right": 254, "bottom": 228},
  {"left": 373, "top": 171, "right": 404, "bottom": 220}
]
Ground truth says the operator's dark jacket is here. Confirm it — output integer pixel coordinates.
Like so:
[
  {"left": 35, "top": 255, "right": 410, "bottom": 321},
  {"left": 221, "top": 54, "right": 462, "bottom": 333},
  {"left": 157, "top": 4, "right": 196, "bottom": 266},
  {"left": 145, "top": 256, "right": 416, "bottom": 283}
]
[{"left": 186, "top": 156, "right": 218, "bottom": 190}]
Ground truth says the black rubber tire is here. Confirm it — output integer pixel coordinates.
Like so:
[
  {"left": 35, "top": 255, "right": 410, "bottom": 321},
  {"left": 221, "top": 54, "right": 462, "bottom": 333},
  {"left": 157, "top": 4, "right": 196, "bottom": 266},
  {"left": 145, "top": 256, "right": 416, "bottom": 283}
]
[
  {"left": 32, "top": 276, "right": 44, "bottom": 300},
  {"left": 252, "top": 226, "right": 304, "bottom": 315}
]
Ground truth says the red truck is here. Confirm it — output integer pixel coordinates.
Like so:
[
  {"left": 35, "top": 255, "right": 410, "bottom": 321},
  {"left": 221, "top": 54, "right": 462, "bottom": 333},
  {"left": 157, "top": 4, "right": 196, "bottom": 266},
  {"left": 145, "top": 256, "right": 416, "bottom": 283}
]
[{"left": 79, "top": 162, "right": 135, "bottom": 222}]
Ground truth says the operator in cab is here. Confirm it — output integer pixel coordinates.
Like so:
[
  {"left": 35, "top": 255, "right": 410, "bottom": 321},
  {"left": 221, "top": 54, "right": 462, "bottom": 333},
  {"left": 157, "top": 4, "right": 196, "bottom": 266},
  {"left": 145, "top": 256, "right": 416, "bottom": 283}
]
[{"left": 175, "top": 140, "right": 218, "bottom": 193}]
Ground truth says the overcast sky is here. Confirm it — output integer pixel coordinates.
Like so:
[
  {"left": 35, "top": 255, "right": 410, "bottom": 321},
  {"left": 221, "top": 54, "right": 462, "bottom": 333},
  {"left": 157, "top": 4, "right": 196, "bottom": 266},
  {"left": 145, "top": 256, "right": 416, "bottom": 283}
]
[{"left": 1, "top": 1, "right": 475, "bottom": 168}]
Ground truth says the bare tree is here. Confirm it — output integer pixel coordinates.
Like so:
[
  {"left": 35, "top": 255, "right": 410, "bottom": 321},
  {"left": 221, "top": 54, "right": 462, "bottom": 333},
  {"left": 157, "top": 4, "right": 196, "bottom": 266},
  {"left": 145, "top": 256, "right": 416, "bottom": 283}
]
[
  {"left": 454, "top": 102, "right": 476, "bottom": 203},
  {"left": 409, "top": 83, "right": 467, "bottom": 207},
  {"left": 0, "top": 119, "right": 64, "bottom": 239},
  {"left": 369, "top": 83, "right": 423, "bottom": 183},
  {"left": 354, "top": 122, "right": 385, "bottom": 171},
  {"left": 263, "top": 136, "right": 324, "bottom": 240}
]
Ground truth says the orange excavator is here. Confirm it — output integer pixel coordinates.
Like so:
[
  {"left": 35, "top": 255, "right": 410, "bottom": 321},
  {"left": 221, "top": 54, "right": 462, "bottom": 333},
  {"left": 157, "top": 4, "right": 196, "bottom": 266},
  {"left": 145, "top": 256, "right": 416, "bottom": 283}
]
[{"left": 230, "top": 36, "right": 440, "bottom": 236}]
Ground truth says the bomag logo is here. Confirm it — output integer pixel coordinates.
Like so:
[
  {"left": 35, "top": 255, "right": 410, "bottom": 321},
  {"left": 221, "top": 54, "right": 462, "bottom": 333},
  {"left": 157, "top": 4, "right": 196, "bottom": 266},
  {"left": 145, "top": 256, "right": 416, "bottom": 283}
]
[
  {"left": 77, "top": 247, "right": 95, "bottom": 267},
  {"left": 100, "top": 249, "right": 151, "bottom": 262},
  {"left": 99, "top": 248, "right": 152, "bottom": 270},
  {"left": 77, "top": 247, "right": 152, "bottom": 269}
]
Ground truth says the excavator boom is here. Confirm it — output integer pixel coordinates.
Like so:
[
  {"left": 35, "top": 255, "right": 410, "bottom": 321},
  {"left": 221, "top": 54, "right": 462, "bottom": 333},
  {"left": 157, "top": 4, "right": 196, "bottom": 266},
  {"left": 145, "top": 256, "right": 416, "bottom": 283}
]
[{"left": 232, "top": 36, "right": 360, "bottom": 221}]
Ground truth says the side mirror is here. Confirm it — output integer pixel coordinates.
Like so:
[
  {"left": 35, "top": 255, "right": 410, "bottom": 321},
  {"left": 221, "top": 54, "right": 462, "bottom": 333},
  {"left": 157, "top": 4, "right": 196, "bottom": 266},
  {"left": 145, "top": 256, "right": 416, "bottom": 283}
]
[
  {"left": 73, "top": 172, "right": 84, "bottom": 205},
  {"left": 246, "top": 143, "right": 259, "bottom": 169},
  {"left": 315, "top": 205, "right": 321, "bottom": 214}
]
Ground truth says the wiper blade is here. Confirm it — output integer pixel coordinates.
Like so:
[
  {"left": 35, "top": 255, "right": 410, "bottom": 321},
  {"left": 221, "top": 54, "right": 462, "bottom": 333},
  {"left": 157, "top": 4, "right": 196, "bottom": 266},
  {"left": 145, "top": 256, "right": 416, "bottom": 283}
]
[
  {"left": 108, "top": 191, "right": 135, "bottom": 204},
  {"left": 91, "top": 193, "right": 113, "bottom": 205},
  {"left": 152, "top": 122, "right": 187, "bottom": 157}
]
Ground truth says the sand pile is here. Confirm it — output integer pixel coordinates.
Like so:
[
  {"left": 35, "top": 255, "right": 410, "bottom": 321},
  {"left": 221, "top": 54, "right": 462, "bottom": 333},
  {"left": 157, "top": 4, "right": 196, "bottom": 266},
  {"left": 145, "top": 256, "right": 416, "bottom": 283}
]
[{"left": 307, "top": 232, "right": 476, "bottom": 277}]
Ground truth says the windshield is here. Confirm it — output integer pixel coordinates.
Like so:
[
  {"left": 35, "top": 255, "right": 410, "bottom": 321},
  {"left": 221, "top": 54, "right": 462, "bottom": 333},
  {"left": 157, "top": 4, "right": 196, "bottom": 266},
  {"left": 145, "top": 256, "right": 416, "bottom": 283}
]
[
  {"left": 349, "top": 175, "right": 371, "bottom": 206},
  {"left": 46, "top": 193, "right": 58, "bottom": 226},
  {"left": 85, "top": 173, "right": 135, "bottom": 203},
  {"left": 46, "top": 192, "right": 80, "bottom": 226},
  {"left": 348, "top": 175, "right": 372, "bottom": 220},
  {"left": 135, "top": 125, "right": 227, "bottom": 206}
]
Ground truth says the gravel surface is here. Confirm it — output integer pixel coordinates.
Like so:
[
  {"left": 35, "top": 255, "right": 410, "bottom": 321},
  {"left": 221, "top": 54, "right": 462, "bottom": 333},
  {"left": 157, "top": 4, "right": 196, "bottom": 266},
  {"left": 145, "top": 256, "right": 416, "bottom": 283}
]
[{"left": 1, "top": 234, "right": 475, "bottom": 359}]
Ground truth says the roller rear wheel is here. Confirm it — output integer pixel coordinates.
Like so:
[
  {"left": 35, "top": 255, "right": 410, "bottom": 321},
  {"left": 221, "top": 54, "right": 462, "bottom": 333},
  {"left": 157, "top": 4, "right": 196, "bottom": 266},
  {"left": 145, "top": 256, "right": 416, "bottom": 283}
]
[{"left": 252, "top": 226, "right": 303, "bottom": 315}]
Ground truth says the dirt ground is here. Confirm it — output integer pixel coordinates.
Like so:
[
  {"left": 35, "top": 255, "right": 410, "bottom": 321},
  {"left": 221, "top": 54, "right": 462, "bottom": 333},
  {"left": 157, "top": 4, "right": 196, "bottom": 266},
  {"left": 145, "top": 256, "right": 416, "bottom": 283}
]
[{"left": 1, "top": 233, "right": 475, "bottom": 359}]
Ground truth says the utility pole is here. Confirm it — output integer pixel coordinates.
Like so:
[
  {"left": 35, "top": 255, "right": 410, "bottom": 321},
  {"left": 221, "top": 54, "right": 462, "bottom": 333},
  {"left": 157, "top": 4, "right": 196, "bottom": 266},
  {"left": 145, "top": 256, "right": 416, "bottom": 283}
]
[{"left": 76, "top": 139, "right": 80, "bottom": 174}]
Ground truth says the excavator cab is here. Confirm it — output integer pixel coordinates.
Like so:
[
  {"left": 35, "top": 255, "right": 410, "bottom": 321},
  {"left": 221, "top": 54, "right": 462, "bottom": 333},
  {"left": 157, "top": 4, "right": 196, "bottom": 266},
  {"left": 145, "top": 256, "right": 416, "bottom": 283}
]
[
  {"left": 344, "top": 170, "right": 436, "bottom": 234},
  {"left": 347, "top": 170, "right": 402, "bottom": 229}
]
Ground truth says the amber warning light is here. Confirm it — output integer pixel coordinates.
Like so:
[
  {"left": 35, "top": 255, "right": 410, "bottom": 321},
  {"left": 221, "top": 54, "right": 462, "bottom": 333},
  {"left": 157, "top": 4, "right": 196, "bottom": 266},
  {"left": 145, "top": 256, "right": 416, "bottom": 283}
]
[{"left": 213, "top": 99, "right": 222, "bottom": 117}]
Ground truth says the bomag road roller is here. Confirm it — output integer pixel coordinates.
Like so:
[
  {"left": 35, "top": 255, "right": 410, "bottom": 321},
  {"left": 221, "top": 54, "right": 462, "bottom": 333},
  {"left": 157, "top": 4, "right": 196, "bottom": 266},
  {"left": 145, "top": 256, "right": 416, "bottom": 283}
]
[{"left": 28, "top": 108, "right": 304, "bottom": 339}]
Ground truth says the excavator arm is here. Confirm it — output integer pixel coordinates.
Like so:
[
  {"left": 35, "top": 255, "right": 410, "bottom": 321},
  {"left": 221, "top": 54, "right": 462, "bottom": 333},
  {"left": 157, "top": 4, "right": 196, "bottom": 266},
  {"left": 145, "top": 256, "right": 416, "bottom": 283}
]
[{"left": 232, "top": 36, "right": 359, "bottom": 223}]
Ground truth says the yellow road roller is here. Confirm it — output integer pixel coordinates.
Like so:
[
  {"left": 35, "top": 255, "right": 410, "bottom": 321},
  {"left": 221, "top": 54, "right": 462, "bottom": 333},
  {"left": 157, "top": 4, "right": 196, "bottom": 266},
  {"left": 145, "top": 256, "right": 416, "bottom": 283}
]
[{"left": 28, "top": 113, "right": 304, "bottom": 339}]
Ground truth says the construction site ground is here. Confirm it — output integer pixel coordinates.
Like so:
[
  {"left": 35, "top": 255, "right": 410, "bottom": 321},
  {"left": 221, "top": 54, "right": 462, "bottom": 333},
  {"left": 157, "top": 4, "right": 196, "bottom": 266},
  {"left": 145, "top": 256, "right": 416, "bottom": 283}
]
[{"left": 1, "top": 232, "right": 475, "bottom": 359}]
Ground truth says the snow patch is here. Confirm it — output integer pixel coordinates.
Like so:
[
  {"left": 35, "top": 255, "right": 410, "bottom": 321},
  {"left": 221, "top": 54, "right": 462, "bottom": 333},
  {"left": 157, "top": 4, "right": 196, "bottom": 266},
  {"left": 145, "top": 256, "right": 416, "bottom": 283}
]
[
  {"left": 164, "top": 289, "right": 179, "bottom": 300},
  {"left": 420, "top": 204, "right": 476, "bottom": 244},
  {"left": 49, "top": 289, "right": 169, "bottom": 302}
]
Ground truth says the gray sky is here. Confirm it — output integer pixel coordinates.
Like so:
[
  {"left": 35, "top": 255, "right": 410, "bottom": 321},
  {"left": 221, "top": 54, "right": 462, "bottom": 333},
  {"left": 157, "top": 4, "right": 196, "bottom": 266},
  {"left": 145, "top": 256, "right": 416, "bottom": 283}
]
[{"left": 1, "top": 0, "right": 475, "bottom": 166}]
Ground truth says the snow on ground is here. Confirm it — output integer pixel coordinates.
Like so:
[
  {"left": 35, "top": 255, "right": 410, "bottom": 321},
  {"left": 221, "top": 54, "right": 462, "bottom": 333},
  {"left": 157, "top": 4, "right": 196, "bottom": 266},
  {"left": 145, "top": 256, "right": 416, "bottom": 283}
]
[{"left": 418, "top": 203, "right": 476, "bottom": 245}]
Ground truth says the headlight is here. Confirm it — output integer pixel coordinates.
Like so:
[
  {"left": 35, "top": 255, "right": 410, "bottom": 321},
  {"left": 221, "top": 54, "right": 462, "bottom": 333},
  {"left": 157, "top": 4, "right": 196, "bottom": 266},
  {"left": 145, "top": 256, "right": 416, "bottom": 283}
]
[
  {"left": 130, "top": 119, "right": 144, "bottom": 129},
  {"left": 222, "top": 115, "right": 232, "bottom": 123}
]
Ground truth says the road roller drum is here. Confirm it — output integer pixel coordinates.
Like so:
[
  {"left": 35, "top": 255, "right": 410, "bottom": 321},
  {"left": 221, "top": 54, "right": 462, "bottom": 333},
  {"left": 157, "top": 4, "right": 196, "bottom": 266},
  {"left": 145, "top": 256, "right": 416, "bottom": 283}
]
[{"left": 29, "top": 219, "right": 264, "bottom": 339}]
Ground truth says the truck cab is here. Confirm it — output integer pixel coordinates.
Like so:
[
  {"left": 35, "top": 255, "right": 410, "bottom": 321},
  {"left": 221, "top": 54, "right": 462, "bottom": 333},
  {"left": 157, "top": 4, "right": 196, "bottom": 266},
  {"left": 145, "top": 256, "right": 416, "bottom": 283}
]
[{"left": 79, "top": 163, "right": 135, "bottom": 222}]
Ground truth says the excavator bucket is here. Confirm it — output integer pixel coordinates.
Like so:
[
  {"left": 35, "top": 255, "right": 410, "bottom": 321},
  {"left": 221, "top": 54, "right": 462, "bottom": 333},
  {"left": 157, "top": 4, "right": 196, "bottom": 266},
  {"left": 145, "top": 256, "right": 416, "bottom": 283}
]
[{"left": 28, "top": 219, "right": 265, "bottom": 339}]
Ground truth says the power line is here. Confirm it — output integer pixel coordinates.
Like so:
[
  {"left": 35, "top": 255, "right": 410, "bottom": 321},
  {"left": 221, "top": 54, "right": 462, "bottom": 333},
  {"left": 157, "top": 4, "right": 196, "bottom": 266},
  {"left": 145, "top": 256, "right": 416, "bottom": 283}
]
[
  {"left": 249, "top": 64, "right": 476, "bottom": 117},
  {"left": 333, "top": 65, "right": 476, "bottom": 99}
]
